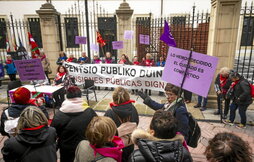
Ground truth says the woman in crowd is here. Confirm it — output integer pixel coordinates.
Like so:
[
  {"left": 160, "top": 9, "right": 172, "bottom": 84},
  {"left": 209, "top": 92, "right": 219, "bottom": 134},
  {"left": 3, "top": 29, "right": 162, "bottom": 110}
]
[
  {"left": 132, "top": 56, "right": 140, "bottom": 65},
  {"left": 1, "top": 106, "right": 57, "bottom": 162},
  {"left": 78, "top": 52, "right": 90, "bottom": 64},
  {"left": 56, "top": 51, "right": 68, "bottom": 65},
  {"left": 105, "top": 87, "right": 139, "bottom": 162},
  {"left": 142, "top": 53, "right": 154, "bottom": 95},
  {"left": 4, "top": 55, "right": 16, "bottom": 81},
  {"left": 52, "top": 65, "right": 74, "bottom": 107},
  {"left": 51, "top": 86, "right": 97, "bottom": 162},
  {"left": 118, "top": 54, "right": 132, "bottom": 65},
  {"left": 74, "top": 116, "right": 124, "bottom": 162},
  {"left": 91, "top": 54, "right": 102, "bottom": 64},
  {"left": 39, "top": 52, "right": 51, "bottom": 83},
  {"left": 156, "top": 56, "right": 165, "bottom": 67},
  {"left": 0, "top": 87, "right": 48, "bottom": 137},
  {"left": 223, "top": 71, "right": 253, "bottom": 129},
  {"left": 103, "top": 52, "right": 115, "bottom": 64},
  {"left": 130, "top": 110, "right": 192, "bottom": 162},
  {"left": 204, "top": 132, "right": 252, "bottom": 162},
  {"left": 138, "top": 84, "right": 189, "bottom": 141},
  {"left": 66, "top": 54, "right": 77, "bottom": 63},
  {"left": 214, "top": 67, "right": 232, "bottom": 117}
]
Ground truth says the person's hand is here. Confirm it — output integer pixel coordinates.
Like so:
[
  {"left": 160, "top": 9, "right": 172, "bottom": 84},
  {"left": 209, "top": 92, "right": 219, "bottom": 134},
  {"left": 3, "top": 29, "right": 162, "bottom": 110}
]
[
  {"left": 137, "top": 91, "right": 148, "bottom": 100},
  {"left": 217, "top": 90, "right": 221, "bottom": 95},
  {"left": 37, "top": 98, "right": 44, "bottom": 106}
]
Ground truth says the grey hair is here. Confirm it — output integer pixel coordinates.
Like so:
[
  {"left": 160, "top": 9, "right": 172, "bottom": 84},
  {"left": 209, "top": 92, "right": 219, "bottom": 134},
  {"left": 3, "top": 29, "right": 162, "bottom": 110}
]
[
  {"left": 219, "top": 67, "right": 231, "bottom": 75},
  {"left": 17, "top": 106, "right": 48, "bottom": 132}
]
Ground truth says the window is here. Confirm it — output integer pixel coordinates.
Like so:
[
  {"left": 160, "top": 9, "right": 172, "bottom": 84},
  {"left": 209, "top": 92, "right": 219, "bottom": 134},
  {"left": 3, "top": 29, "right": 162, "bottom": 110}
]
[
  {"left": 65, "top": 17, "right": 79, "bottom": 48},
  {"left": 28, "top": 18, "right": 43, "bottom": 48},
  {"left": 172, "top": 16, "right": 186, "bottom": 25},
  {"left": 0, "top": 18, "right": 7, "bottom": 49},
  {"left": 241, "top": 17, "right": 254, "bottom": 46}
]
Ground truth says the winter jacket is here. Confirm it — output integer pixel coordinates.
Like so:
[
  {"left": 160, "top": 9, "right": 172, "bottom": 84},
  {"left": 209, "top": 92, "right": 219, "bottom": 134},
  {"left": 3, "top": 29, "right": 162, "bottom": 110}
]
[
  {"left": 143, "top": 98, "right": 189, "bottom": 141},
  {"left": 231, "top": 77, "right": 253, "bottom": 106},
  {"left": 129, "top": 129, "right": 192, "bottom": 162},
  {"left": 78, "top": 57, "right": 90, "bottom": 63},
  {"left": 74, "top": 136, "right": 124, "bottom": 162},
  {"left": 0, "top": 104, "right": 49, "bottom": 136},
  {"left": 4, "top": 62, "right": 16, "bottom": 74},
  {"left": 2, "top": 126, "right": 57, "bottom": 162},
  {"left": 104, "top": 101, "right": 139, "bottom": 127},
  {"left": 156, "top": 61, "right": 165, "bottom": 67},
  {"left": 51, "top": 98, "right": 97, "bottom": 162},
  {"left": 214, "top": 74, "right": 232, "bottom": 95},
  {"left": 41, "top": 57, "right": 50, "bottom": 72},
  {"left": 54, "top": 73, "right": 75, "bottom": 90},
  {"left": 103, "top": 57, "right": 116, "bottom": 64},
  {"left": 56, "top": 56, "right": 68, "bottom": 65}
]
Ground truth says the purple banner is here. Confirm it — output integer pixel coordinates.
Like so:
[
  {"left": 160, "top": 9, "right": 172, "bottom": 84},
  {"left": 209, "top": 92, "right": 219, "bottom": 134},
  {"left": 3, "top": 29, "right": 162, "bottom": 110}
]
[
  {"left": 112, "top": 41, "right": 124, "bottom": 49},
  {"left": 14, "top": 59, "right": 46, "bottom": 81},
  {"left": 91, "top": 44, "right": 99, "bottom": 52},
  {"left": 139, "top": 34, "right": 150, "bottom": 45},
  {"left": 124, "top": 30, "right": 134, "bottom": 40},
  {"left": 162, "top": 47, "right": 218, "bottom": 97},
  {"left": 75, "top": 36, "right": 87, "bottom": 44}
]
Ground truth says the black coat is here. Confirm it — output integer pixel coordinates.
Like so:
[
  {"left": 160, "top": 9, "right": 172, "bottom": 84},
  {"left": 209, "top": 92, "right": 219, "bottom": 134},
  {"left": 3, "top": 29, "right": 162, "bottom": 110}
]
[
  {"left": 214, "top": 74, "right": 232, "bottom": 93},
  {"left": 232, "top": 77, "right": 253, "bottom": 106},
  {"left": 0, "top": 104, "right": 49, "bottom": 136},
  {"left": 104, "top": 103, "right": 139, "bottom": 127},
  {"left": 129, "top": 139, "right": 192, "bottom": 162},
  {"left": 1, "top": 126, "right": 57, "bottom": 162},
  {"left": 50, "top": 108, "right": 97, "bottom": 161}
]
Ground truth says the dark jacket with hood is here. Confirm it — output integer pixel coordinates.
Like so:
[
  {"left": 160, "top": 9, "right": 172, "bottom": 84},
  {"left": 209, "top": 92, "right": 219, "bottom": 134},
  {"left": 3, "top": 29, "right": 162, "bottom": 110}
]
[
  {"left": 129, "top": 129, "right": 192, "bottom": 162},
  {"left": 214, "top": 74, "right": 232, "bottom": 95},
  {"left": 0, "top": 104, "right": 48, "bottom": 136},
  {"left": 1, "top": 126, "right": 57, "bottom": 162},
  {"left": 231, "top": 77, "right": 253, "bottom": 106},
  {"left": 105, "top": 100, "right": 139, "bottom": 162},
  {"left": 51, "top": 98, "right": 97, "bottom": 162}
]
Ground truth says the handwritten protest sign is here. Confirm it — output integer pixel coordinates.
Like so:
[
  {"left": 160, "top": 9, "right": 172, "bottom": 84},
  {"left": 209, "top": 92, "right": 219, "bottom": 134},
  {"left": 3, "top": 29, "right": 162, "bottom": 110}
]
[
  {"left": 112, "top": 41, "right": 124, "bottom": 49},
  {"left": 124, "top": 30, "right": 134, "bottom": 40},
  {"left": 14, "top": 59, "right": 46, "bottom": 81},
  {"left": 162, "top": 47, "right": 218, "bottom": 97},
  {"left": 75, "top": 36, "right": 87, "bottom": 44},
  {"left": 91, "top": 44, "right": 99, "bottom": 51},
  {"left": 139, "top": 34, "right": 150, "bottom": 45}
]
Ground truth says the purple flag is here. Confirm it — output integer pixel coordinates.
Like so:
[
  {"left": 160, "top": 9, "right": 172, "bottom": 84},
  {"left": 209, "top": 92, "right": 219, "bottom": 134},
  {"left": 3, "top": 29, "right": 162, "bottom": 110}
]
[{"left": 160, "top": 20, "right": 176, "bottom": 47}]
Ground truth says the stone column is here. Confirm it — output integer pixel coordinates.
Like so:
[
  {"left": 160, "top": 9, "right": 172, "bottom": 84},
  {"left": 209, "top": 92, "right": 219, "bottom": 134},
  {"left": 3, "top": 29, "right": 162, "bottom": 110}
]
[
  {"left": 36, "top": 2, "right": 61, "bottom": 76},
  {"left": 207, "top": 0, "right": 242, "bottom": 105},
  {"left": 116, "top": 1, "right": 134, "bottom": 59}
]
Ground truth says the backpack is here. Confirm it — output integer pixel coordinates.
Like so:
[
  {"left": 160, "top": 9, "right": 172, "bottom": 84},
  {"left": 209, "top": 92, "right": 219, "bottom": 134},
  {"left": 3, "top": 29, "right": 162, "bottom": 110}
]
[
  {"left": 114, "top": 112, "right": 137, "bottom": 147},
  {"left": 170, "top": 100, "right": 201, "bottom": 148}
]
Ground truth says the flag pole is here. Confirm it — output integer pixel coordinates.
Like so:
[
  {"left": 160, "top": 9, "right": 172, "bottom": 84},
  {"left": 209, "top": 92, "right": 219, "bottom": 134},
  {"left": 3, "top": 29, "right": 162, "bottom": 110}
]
[{"left": 10, "top": 13, "right": 17, "bottom": 51}]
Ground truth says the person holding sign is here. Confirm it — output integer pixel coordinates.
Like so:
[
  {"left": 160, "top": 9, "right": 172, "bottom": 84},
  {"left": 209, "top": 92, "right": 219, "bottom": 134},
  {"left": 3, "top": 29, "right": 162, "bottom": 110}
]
[
  {"left": 103, "top": 52, "right": 116, "bottom": 64},
  {"left": 118, "top": 54, "right": 132, "bottom": 65},
  {"left": 132, "top": 56, "right": 140, "bottom": 65},
  {"left": 78, "top": 52, "right": 90, "bottom": 64},
  {"left": 141, "top": 53, "right": 154, "bottom": 96},
  {"left": 156, "top": 56, "right": 165, "bottom": 67},
  {"left": 56, "top": 51, "right": 68, "bottom": 65},
  {"left": 91, "top": 54, "right": 102, "bottom": 64},
  {"left": 138, "top": 84, "right": 189, "bottom": 141},
  {"left": 4, "top": 55, "right": 17, "bottom": 81}
]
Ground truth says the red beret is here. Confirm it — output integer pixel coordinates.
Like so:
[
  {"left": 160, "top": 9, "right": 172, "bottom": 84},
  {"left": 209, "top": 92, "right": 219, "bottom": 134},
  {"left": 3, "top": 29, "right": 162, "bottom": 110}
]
[{"left": 13, "top": 87, "right": 31, "bottom": 104}]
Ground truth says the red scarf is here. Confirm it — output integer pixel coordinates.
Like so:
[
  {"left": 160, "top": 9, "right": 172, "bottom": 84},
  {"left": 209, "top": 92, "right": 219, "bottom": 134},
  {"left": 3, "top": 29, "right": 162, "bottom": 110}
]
[
  {"left": 55, "top": 72, "right": 66, "bottom": 81},
  {"left": 23, "top": 125, "right": 46, "bottom": 130},
  {"left": 145, "top": 59, "right": 154, "bottom": 66},
  {"left": 110, "top": 100, "right": 135, "bottom": 108},
  {"left": 6, "top": 59, "right": 13, "bottom": 64},
  {"left": 219, "top": 74, "right": 228, "bottom": 94},
  {"left": 119, "top": 59, "right": 126, "bottom": 64},
  {"left": 67, "top": 58, "right": 74, "bottom": 62},
  {"left": 133, "top": 61, "right": 140, "bottom": 65},
  {"left": 230, "top": 80, "right": 240, "bottom": 89}
]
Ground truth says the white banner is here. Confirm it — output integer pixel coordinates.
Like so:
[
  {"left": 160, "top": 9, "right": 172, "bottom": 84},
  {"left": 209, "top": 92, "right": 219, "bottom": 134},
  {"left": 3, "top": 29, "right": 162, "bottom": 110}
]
[{"left": 63, "top": 63, "right": 166, "bottom": 91}]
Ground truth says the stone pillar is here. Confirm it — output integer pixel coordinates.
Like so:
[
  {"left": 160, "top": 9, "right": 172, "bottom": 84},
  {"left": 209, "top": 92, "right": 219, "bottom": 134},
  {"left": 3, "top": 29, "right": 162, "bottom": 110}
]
[
  {"left": 207, "top": 0, "right": 242, "bottom": 105},
  {"left": 116, "top": 1, "right": 134, "bottom": 59},
  {"left": 36, "top": 2, "right": 61, "bottom": 76}
]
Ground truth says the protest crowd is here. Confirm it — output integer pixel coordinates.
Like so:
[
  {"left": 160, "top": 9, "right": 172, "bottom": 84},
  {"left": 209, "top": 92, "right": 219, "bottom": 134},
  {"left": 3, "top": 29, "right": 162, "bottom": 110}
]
[{"left": 0, "top": 49, "right": 253, "bottom": 162}]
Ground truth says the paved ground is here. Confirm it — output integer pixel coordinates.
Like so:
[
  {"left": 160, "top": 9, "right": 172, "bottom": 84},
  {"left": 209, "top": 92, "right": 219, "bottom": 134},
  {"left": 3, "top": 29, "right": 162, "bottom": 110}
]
[{"left": 0, "top": 85, "right": 253, "bottom": 161}]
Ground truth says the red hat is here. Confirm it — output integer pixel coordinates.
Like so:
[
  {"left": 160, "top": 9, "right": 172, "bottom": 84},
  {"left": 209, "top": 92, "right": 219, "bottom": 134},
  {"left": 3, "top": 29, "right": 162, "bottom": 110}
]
[{"left": 13, "top": 87, "right": 31, "bottom": 104}]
